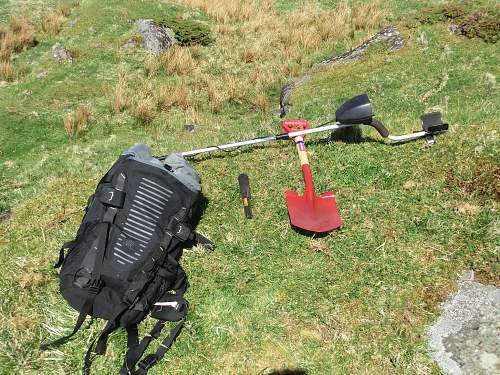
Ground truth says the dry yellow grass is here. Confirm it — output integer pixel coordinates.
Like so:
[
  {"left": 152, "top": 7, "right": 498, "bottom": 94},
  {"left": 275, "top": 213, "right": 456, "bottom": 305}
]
[
  {"left": 0, "top": 61, "right": 15, "bottom": 81},
  {"left": 352, "top": 0, "right": 388, "bottom": 30},
  {"left": 317, "top": 2, "right": 353, "bottom": 41},
  {"left": 205, "top": 77, "right": 224, "bottom": 111},
  {"left": 202, "top": 74, "right": 242, "bottom": 111},
  {"left": 58, "top": 3, "right": 72, "bottom": 17},
  {"left": 133, "top": 97, "right": 155, "bottom": 126},
  {"left": 171, "top": 0, "right": 262, "bottom": 24},
  {"left": 249, "top": 93, "right": 269, "bottom": 112},
  {"left": 144, "top": 57, "right": 160, "bottom": 78},
  {"left": 41, "top": 12, "right": 65, "bottom": 36},
  {"left": 63, "top": 112, "right": 75, "bottom": 137},
  {"left": 132, "top": 83, "right": 156, "bottom": 126},
  {"left": 161, "top": 46, "right": 195, "bottom": 75},
  {"left": 116, "top": 0, "right": 387, "bottom": 120},
  {"left": 158, "top": 82, "right": 193, "bottom": 111},
  {"left": 0, "top": 26, "right": 6, "bottom": 39},
  {"left": 63, "top": 104, "right": 91, "bottom": 138},
  {"left": 75, "top": 104, "right": 91, "bottom": 127},
  {"left": 240, "top": 39, "right": 268, "bottom": 64},
  {"left": 111, "top": 69, "right": 129, "bottom": 113},
  {"left": 0, "top": 16, "right": 35, "bottom": 60}
]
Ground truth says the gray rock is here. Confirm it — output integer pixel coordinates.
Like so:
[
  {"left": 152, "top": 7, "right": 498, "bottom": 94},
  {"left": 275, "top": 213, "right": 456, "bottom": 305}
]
[
  {"left": 0, "top": 209, "right": 12, "bottom": 223},
  {"left": 52, "top": 43, "right": 73, "bottom": 63},
  {"left": 121, "top": 38, "right": 138, "bottom": 49},
  {"left": 449, "top": 24, "right": 460, "bottom": 35},
  {"left": 135, "top": 19, "right": 176, "bottom": 54},
  {"left": 427, "top": 271, "right": 500, "bottom": 375},
  {"left": 184, "top": 123, "right": 195, "bottom": 132},
  {"left": 483, "top": 73, "right": 496, "bottom": 89}
]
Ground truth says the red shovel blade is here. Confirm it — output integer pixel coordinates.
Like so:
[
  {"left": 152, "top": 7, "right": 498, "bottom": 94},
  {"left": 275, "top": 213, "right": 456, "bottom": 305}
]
[{"left": 286, "top": 190, "right": 342, "bottom": 233}]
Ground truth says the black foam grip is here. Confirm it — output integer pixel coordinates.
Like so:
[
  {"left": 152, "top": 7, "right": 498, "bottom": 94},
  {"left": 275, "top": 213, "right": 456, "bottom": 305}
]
[
  {"left": 238, "top": 174, "right": 252, "bottom": 219},
  {"left": 368, "top": 118, "right": 390, "bottom": 138},
  {"left": 238, "top": 174, "right": 250, "bottom": 198}
]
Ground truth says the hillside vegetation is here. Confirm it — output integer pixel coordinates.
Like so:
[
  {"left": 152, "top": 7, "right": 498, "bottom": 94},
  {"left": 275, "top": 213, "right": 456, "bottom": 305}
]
[{"left": 0, "top": 0, "right": 498, "bottom": 374}]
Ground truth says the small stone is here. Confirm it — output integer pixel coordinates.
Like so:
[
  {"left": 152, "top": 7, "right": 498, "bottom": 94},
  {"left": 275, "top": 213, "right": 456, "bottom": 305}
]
[
  {"left": 184, "top": 124, "right": 195, "bottom": 132},
  {"left": 483, "top": 73, "right": 496, "bottom": 89},
  {"left": 121, "top": 39, "right": 137, "bottom": 49},
  {"left": 449, "top": 24, "right": 460, "bottom": 34},
  {"left": 0, "top": 209, "right": 12, "bottom": 223},
  {"left": 51, "top": 43, "right": 73, "bottom": 63}
]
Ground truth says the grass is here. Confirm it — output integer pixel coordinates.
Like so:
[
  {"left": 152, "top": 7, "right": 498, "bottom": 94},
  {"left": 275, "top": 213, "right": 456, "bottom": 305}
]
[
  {"left": 63, "top": 104, "right": 91, "bottom": 138},
  {"left": 0, "top": 15, "right": 35, "bottom": 61},
  {"left": 0, "top": 0, "right": 498, "bottom": 374},
  {"left": 40, "top": 12, "right": 65, "bottom": 36}
]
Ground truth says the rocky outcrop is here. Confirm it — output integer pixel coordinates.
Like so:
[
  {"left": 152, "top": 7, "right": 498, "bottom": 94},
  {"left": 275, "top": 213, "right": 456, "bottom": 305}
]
[{"left": 428, "top": 271, "right": 500, "bottom": 375}]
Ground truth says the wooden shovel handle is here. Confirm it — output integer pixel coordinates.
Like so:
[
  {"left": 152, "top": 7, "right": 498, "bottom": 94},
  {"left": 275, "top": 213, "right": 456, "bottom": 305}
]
[{"left": 294, "top": 136, "right": 315, "bottom": 200}]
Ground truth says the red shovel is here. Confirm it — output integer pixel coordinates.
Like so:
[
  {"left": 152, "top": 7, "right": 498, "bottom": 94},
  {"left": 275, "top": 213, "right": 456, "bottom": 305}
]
[{"left": 282, "top": 120, "right": 342, "bottom": 233}]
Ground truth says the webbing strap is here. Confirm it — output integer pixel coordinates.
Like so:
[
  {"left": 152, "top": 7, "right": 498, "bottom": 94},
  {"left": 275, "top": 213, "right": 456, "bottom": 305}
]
[
  {"left": 126, "top": 325, "right": 139, "bottom": 349},
  {"left": 119, "top": 319, "right": 185, "bottom": 375},
  {"left": 39, "top": 298, "right": 92, "bottom": 350},
  {"left": 83, "top": 321, "right": 118, "bottom": 375},
  {"left": 120, "top": 325, "right": 139, "bottom": 373},
  {"left": 135, "top": 320, "right": 185, "bottom": 375},
  {"left": 53, "top": 239, "right": 76, "bottom": 268},
  {"left": 194, "top": 232, "right": 214, "bottom": 250},
  {"left": 119, "top": 320, "right": 165, "bottom": 375},
  {"left": 82, "top": 303, "right": 129, "bottom": 375},
  {"left": 54, "top": 246, "right": 66, "bottom": 268}
]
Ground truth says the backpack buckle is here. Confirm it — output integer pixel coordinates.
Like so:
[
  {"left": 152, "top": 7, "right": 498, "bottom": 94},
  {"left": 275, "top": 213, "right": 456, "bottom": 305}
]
[
  {"left": 138, "top": 354, "right": 157, "bottom": 371},
  {"left": 98, "top": 187, "right": 125, "bottom": 208},
  {"left": 87, "top": 279, "right": 103, "bottom": 294},
  {"left": 173, "top": 223, "right": 191, "bottom": 241}
]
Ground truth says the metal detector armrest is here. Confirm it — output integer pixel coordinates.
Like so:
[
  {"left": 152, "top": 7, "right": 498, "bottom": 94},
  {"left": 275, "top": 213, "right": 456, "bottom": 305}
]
[{"left": 421, "top": 112, "right": 448, "bottom": 134}]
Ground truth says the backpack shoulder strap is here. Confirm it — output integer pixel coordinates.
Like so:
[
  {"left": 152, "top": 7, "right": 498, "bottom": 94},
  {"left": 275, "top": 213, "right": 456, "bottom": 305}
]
[
  {"left": 134, "top": 319, "right": 185, "bottom": 375},
  {"left": 119, "top": 294, "right": 187, "bottom": 375}
]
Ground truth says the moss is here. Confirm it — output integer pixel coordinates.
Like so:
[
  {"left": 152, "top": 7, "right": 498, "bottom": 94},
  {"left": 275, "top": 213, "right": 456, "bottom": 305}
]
[{"left": 155, "top": 16, "right": 214, "bottom": 46}]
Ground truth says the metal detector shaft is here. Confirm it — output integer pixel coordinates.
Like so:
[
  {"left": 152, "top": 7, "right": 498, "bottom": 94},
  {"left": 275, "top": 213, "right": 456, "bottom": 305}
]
[
  {"left": 180, "top": 121, "right": 440, "bottom": 157},
  {"left": 181, "top": 123, "right": 358, "bottom": 157}
]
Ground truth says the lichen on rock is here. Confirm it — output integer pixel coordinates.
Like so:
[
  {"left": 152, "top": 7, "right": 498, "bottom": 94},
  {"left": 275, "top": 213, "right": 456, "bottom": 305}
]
[{"left": 135, "top": 19, "right": 176, "bottom": 54}]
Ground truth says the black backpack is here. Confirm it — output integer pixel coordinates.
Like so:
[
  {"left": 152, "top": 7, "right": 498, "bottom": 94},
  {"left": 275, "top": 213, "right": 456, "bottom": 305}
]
[{"left": 41, "top": 144, "right": 212, "bottom": 375}]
